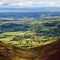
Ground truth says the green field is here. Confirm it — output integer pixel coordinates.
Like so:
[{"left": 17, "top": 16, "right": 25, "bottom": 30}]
[{"left": 0, "top": 17, "right": 60, "bottom": 49}]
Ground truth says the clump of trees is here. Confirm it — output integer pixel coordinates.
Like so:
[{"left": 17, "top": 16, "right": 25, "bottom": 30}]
[{"left": 0, "top": 23, "right": 30, "bottom": 32}]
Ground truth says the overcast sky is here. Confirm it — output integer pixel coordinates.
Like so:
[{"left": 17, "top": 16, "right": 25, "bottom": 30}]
[{"left": 0, "top": 0, "right": 60, "bottom": 8}]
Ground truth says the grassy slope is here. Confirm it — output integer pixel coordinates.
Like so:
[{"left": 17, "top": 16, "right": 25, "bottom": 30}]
[
  {"left": 0, "top": 31, "right": 58, "bottom": 48},
  {"left": 0, "top": 39, "right": 60, "bottom": 60}
]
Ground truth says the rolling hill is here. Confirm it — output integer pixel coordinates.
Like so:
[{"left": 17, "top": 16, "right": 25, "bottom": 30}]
[{"left": 0, "top": 39, "right": 60, "bottom": 60}]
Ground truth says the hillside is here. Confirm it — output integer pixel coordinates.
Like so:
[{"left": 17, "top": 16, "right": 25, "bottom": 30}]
[{"left": 0, "top": 39, "right": 60, "bottom": 60}]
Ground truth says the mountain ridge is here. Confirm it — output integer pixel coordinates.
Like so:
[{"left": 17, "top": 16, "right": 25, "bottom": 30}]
[{"left": 0, "top": 7, "right": 60, "bottom": 12}]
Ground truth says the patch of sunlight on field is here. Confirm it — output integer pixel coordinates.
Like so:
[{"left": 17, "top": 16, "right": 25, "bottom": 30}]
[
  {"left": 0, "top": 37, "right": 13, "bottom": 44},
  {"left": 43, "top": 40, "right": 56, "bottom": 45},
  {"left": 11, "top": 41, "right": 19, "bottom": 44},
  {"left": 0, "top": 18, "right": 14, "bottom": 20},
  {"left": 1, "top": 31, "right": 25, "bottom": 35}
]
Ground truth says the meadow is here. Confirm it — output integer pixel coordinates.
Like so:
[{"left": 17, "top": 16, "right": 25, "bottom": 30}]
[{"left": 0, "top": 16, "right": 60, "bottom": 49}]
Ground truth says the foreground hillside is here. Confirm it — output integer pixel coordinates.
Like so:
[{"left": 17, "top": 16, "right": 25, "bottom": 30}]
[{"left": 0, "top": 39, "right": 60, "bottom": 60}]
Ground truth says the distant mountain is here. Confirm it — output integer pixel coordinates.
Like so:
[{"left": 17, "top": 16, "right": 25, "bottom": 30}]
[
  {"left": 0, "top": 7, "right": 60, "bottom": 12},
  {"left": 0, "top": 12, "right": 60, "bottom": 18}
]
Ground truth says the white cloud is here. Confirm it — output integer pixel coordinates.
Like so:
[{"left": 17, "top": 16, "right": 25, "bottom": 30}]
[
  {"left": 0, "top": 0, "right": 60, "bottom": 7},
  {"left": 9, "top": 1, "right": 33, "bottom": 7},
  {"left": 0, "top": 1, "right": 5, "bottom": 5}
]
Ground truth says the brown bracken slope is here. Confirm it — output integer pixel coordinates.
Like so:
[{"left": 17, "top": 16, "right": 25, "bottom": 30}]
[{"left": 0, "top": 40, "right": 60, "bottom": 60}]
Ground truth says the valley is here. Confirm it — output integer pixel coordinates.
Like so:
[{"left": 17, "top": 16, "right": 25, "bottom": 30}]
[{"left": 0, "top": 12, "right": 60, "bottom": 60}]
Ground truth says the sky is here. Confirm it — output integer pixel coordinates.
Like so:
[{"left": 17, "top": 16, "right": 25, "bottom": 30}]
[{"left": 0, "top": 0, "right": 60, "bottom": 8}]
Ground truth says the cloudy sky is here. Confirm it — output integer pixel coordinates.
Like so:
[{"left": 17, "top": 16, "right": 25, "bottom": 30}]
[{"left": 0, "top": 0, "right": 60, "bottom": 8}]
